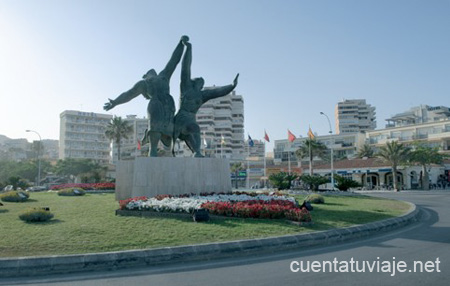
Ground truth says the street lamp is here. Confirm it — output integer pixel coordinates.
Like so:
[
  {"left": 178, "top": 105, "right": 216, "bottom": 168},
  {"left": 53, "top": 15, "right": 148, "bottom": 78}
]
[
  {"left": 319, "top": 112, "right": 334, "bottom": 190},
  {"left": 26, "top": 130, "right": 42, "bottom": 186}
]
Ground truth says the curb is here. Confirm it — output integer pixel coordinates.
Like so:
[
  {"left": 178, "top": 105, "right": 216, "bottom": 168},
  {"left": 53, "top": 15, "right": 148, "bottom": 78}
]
[{"left": 0, "top": 202, "right": 419, "bottom": 278}]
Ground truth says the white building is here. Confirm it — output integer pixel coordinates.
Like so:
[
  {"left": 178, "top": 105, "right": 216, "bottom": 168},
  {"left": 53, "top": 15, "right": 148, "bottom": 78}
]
[
  {"left": 175, "top": 90, "right": 245, "bottom": 160},
  {"left": 274, "top": 132, "right": 366, "bottom": 165},
  {"left": 366, "top": 119, "right": 450, "bottom": 155},
  {"left": 59, "top": 110, "right": 112, "bottom": 165},
  {"left": 385, "top": 105, "right": 450, "bottom": 128},
  {"left": 335, "top": 99, "right": 376, "bottom": 134},
  {"left": 310, "top": 119, "right": 450, "bottom": 190}
]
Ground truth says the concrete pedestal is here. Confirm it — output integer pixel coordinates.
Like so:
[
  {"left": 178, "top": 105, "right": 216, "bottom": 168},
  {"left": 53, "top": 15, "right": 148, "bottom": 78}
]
[{"left": 115, "top": 157, "right": 231, "bottom": 200}]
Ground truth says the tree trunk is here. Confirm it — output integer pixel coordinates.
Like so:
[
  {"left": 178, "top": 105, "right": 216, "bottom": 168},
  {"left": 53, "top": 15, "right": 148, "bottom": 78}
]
[
  {"left": 422, "top": 165, "right": 430, "bottom": 190},
  {"left": 392, "top": 166, "right": 399, "bottom": 191},
  {"left": 117, "top": 141, "right": 121, "bottom": 161}
]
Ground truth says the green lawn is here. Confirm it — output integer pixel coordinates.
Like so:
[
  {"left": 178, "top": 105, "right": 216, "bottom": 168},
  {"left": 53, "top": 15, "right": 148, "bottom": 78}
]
[{"left": 0, "top": 192, "right": 411, "bottom": 258}]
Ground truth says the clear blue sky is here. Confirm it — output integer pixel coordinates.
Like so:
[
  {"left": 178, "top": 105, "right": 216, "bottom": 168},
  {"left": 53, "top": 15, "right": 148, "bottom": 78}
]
[{"left": 1, "top": 0, "right": 449, "bottom": 151}]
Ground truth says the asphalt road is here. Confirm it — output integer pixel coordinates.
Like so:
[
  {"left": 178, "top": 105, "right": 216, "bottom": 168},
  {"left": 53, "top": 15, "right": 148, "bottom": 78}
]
[{"left": 2, "top": 191, "right": 449, "bottom": 286}]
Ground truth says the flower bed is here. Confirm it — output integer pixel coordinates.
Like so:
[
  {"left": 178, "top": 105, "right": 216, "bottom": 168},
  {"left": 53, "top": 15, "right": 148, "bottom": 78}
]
[
  {"left": 50, "top": 183, "right": 115, "bottom": 191},
  {"left": 119, "top": 193, "right": 311, "bottom": 222}
]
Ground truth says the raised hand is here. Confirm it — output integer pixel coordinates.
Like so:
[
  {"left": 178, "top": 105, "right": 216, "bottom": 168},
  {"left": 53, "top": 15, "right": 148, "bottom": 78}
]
[
  {"left": 103, "top": 99, "right": 115, "bottom": 111},
  {"left": 181, "top": 35, "right": 189, "bottom": 45},
  {"left": 233, "top": 73, "right": 239, "bottom": 87}
]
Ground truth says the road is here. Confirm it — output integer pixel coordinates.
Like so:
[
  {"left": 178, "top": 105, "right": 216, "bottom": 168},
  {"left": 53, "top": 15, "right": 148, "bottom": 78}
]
[{"left": 2, "top": 191, "right": 449, "bottom": 286}]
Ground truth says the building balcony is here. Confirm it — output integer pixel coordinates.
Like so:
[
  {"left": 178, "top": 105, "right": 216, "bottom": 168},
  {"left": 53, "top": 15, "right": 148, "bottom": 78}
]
[{"left": 428, "top": 131, "right": 450, "bottom": 140}]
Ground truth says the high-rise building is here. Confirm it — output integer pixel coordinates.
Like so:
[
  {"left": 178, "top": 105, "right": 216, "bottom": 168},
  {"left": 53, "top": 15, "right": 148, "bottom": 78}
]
[
  {"left": 335, "top": 99, "right": 376, "bottom": 134},
  {"left": 59, "top": 110, "right": 112, "bottom": 165},
  {"left": 175, "top": 90, "right": 245, "bottom": 159},
  {"left": 385, "top": 105, "right": 450, "bottom": 128}
]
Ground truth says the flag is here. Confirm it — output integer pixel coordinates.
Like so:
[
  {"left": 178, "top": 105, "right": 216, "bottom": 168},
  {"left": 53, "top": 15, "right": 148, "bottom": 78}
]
[
  {"left": 221, "top": 134, "right": 225, "bottom": 145},
  {"left": 308, "top": 127, "right": 315, "bottom": 140},
  {"left": 288, "top": 129, "right": 296, "bottom": 142},
  {"left": 264, "top": 130, "right": 270, "bottom": 142},
  {"left": 248, "top": 134, "right": 254, "bottom": 147},
  {"left": 137, "top": 139, "right": 141, "bottom": 150}
]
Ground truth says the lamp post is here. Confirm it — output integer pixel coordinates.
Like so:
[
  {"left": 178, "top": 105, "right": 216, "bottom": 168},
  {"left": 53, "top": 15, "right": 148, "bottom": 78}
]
[
  {"left": 26, "top": 129, "right": 42, "bottom": 186},
  {"left": 319, "top": 112, "right": 334, "bottom": 189}
]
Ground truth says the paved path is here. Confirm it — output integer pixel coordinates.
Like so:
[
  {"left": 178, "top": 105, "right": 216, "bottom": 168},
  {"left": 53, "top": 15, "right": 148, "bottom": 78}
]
[{"left": 1, "top": 191, "right": 449, "bottom": 286}]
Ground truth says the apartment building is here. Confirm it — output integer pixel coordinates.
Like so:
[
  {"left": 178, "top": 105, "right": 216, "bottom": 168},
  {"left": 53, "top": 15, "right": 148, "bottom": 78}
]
[
  {"left": 175, "top": 90, "right": 245, "bottom": 160},
  {"left": 335, "top": 99, "right": 376, "bottom": 134},
  {"left": 366, "top": 119, "right": 450, "bottom": 154},
  {"left": 385, "top": 105, "right": 450, "bottom": 128},
  {"left": 273, "top": 132, "right": 366, "bottom": 165},
  {"left": 59, "top": 110, "right": 112, "bottom": 165}
]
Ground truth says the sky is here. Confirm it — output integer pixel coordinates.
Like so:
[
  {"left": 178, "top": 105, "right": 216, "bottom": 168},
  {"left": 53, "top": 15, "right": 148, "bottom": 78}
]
[{"left": 1, "top": 0, "right": 449, "bottom": 151}]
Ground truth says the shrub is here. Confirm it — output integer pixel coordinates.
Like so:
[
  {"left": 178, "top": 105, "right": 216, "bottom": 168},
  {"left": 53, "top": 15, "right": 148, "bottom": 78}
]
[
  {"left": 300, "top": 175, "right": 330, "bottom": 191},
  {"left": 269, "top": 172, "right": 299, "bottom": 190},
  {"left": 0, "top": 191, "right": 30, "bottom": 202},
  {"left": 334, "top": 175, "right": 361, "bottom": 191},
  {"left": 57, "top": 188, "right": 86, "bottom": 196},
  {"left": 19, "top": 207, "right": 54, "bottom": 222},
  {"left": 305, "top": 194, "right": 325, "bottom": 204}
]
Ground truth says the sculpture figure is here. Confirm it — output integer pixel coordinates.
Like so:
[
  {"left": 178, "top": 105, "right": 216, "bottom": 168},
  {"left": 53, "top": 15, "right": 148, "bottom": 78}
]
[
  {"left": 104, "top": 36, "right": 189, "bottom": 157},
  {"left": 173, "top": 41, "right": 239, "bottom": 157}
]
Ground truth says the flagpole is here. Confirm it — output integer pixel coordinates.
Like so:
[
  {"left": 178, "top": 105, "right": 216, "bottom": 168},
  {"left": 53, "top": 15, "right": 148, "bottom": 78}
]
[
  {"left": 264, "top": 141, "right": 267, "bottom": 178},
  {"left": 246, "top": 143, "right": 250, "bottom": 189},
  {"left": 309, "top": 126, "right": 313, "bottom": 176},
  {"left": 263, "top": 130, "right": 269, "bottom": 189},
  {"left": 309, "top": 140, "right": 312, "bottom": 175},
  {"left": 288, "top": 144, "right": 291, "bottom": 174}
]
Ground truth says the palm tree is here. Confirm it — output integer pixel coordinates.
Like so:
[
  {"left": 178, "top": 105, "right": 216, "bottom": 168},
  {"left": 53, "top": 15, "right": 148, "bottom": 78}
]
[
  {"left": 105, "top": 116, "right": 133, "bottom": 161},
  {"left": 409, "top": 142, "right": 448, "bottom": 190},
  {"left": 295, "top": 139, "right": 328, "bottom": 175},
  {"left": 376, "top": 141, "right": 410, "bottom": 191},
  {"left": 357, "top": 144, "right": 374, "bottom": 158}
]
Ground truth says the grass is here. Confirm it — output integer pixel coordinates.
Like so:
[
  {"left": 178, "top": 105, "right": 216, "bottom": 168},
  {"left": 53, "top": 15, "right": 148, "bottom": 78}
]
[{"left": 0, "top": 192, "right": 411, "bottom": 258}]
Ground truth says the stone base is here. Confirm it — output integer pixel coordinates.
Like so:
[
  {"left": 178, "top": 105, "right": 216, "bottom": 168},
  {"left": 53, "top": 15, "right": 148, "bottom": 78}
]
[{"left": 115, "top": 157, "right": 232, "bottom": 201}]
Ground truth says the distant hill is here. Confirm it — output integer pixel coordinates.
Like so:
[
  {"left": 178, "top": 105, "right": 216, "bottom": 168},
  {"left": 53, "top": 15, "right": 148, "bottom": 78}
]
[{"left": 0, "top": 134, "right": 11, "bottom": 144}]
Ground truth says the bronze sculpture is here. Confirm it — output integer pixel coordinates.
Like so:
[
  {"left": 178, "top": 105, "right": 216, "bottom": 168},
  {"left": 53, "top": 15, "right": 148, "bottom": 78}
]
[
  {"left": 104, "top": 36, "right": 189, "bottom": 157},
  {"left": 173, "top": 40, "right": 239, "bottom": 157},
  {"left": 104, "top": 35, "right": 239, "bottom": 158}
]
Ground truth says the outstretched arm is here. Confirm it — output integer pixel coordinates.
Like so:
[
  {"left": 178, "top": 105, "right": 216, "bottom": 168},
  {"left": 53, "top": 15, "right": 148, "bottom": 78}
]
[
  {"left": 159, "top": 35, "right": 189, "bottom": 80},
  {"left": 103, "top": 81, "right": 146, "bottom": 111},
  {"left": 180, "top": 41, "right": 193, "bottom": 93},
  {"left": 202, "top": 73, "right": 239, "bottom": 103}
]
